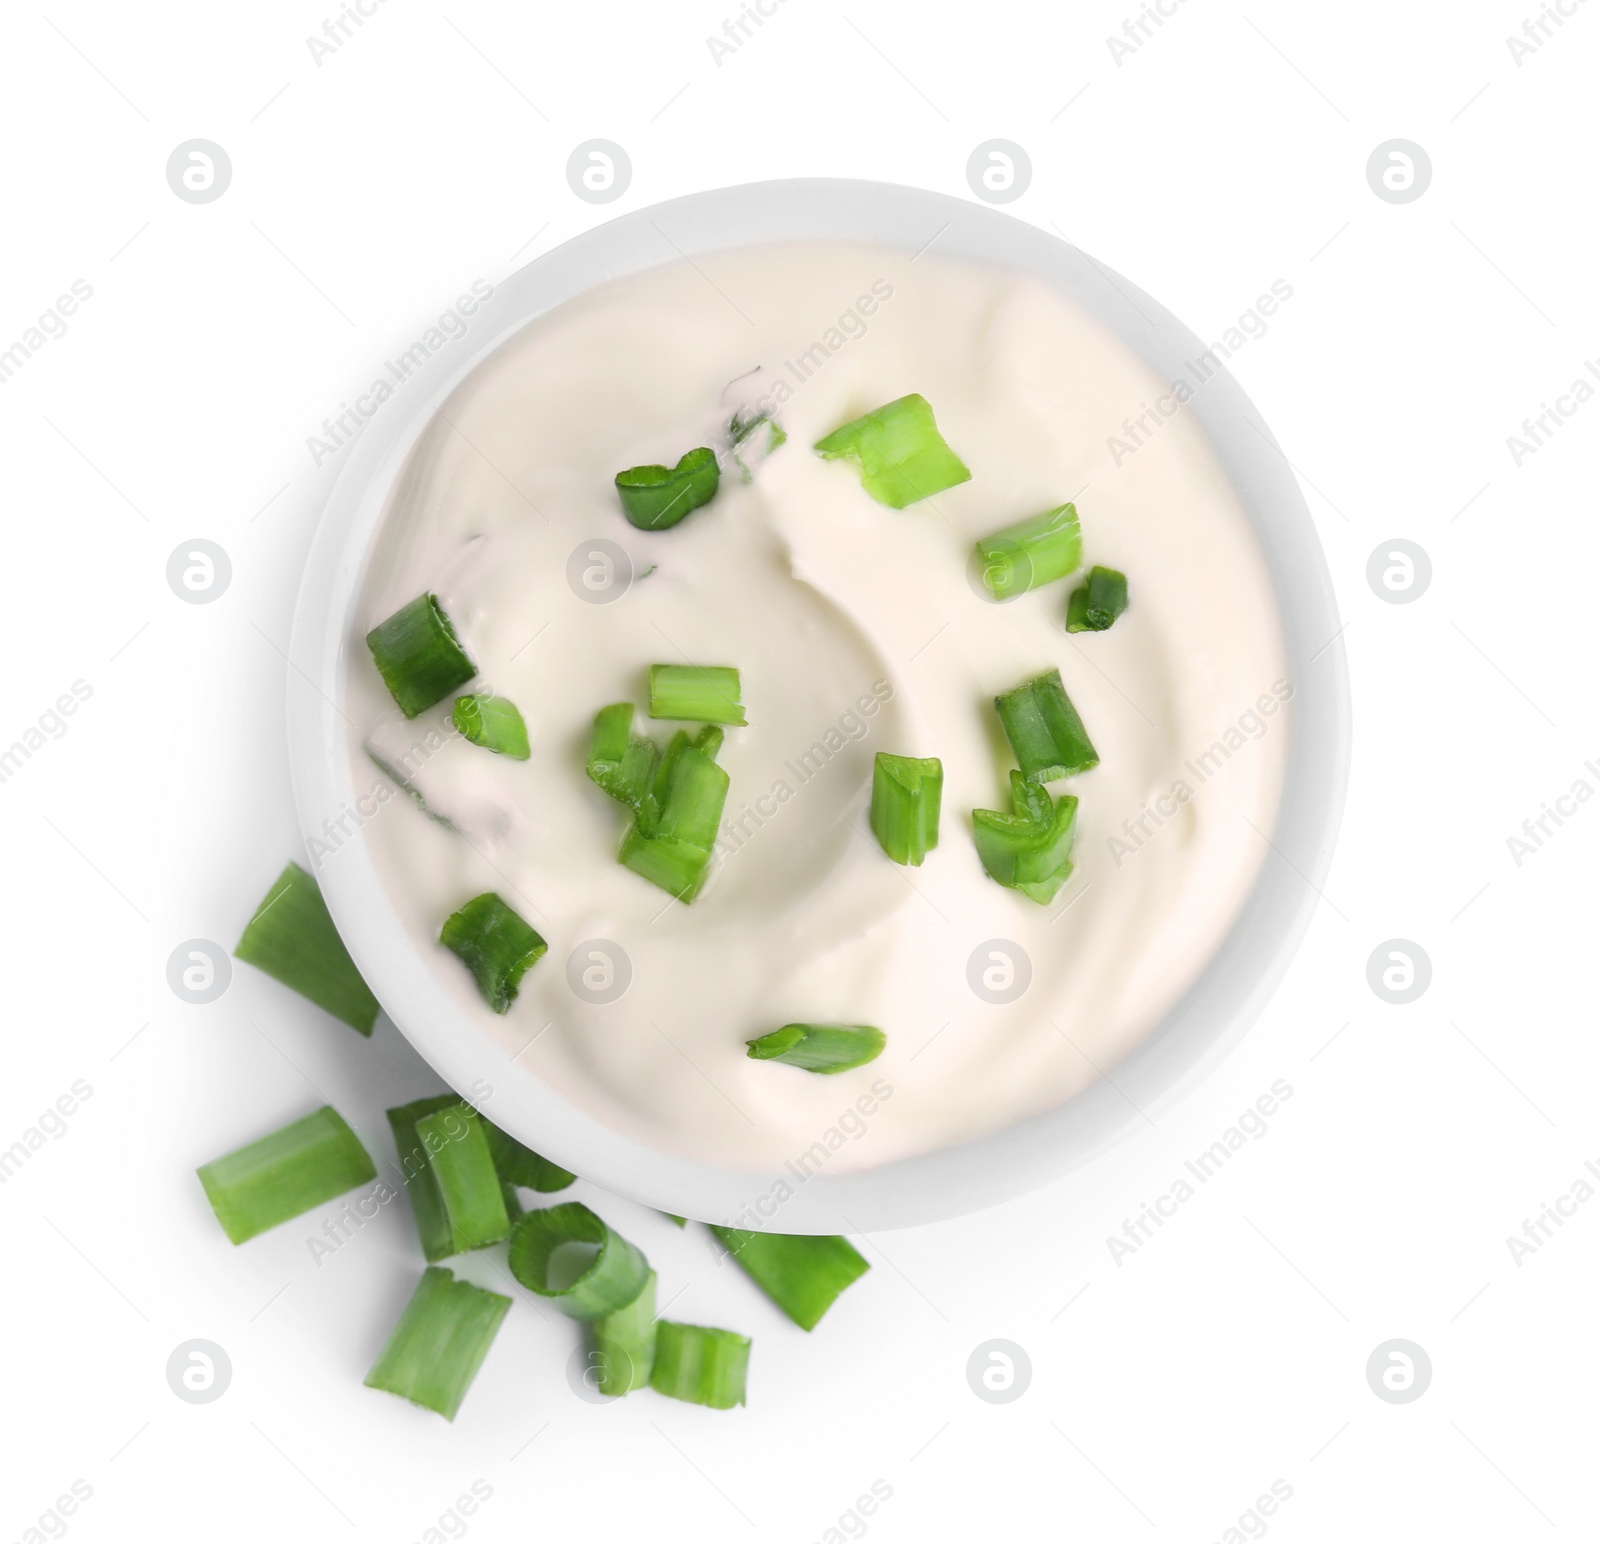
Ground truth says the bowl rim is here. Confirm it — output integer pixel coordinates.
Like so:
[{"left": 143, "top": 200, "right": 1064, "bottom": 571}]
[{"left": 287, "top": 177, "right": 1350, "bottom": 1233}]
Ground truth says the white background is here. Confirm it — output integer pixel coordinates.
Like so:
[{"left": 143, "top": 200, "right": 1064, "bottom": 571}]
[{"left": 3, "top": 1, "right": 1597, "bottom": 1539}]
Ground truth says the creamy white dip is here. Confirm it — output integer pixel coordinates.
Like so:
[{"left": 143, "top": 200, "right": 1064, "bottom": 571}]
[{"left": 348, "top": 242, "right": 1288, "bottom": 1172}]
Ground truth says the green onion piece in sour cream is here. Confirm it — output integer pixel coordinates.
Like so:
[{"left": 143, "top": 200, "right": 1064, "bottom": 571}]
[
  {"left": 588, "top": 704, "right": 728, "bottom": 903},
  {"left": 365, "top": 592, "right": 477, "bottom": 718},
  {"left": 1065, "top": 566, "right": 1130, "bottom": 633},
  {"left": 617, "top": 831, "right": 709, "bottom": 900},
  {"left": 439, "top": 892, "right": 547, "bottom": 1014},
  {"left": 197, "top": 1106, "right": 376, "bottom": 1245},
  {"left": 745, "top": 1023, "right": 886, "bottom": 1074},
  {"left": 452, "top": 693, "right": 531, "bottom": 759},
  {"left": 648, "top": 664, "right": 747, "bottom": 726},
  {"left": 618, "top": 735, "right": 729, "bottom": 902},
  {"left": 651, "top": 737, "right": 729, "bottom": 848},
  {"left": 729, "top": 410, "right": 787, "bottom": 481},
  {"left": 415, "top": 1104, "right": 511, "bottom": 1253},
  {"left": 615, "top": 447, "right": 720, "bottom": 530},
  {"left": 588, "top": 1269, "right": 657, "bottom": 1397},
  {"left": 235, "top": 861, "right": 380, "bottom": 1035},
  {"left": 364, "top": 1266, "right": 511, "bottom": 1422},
  {"left": 870, "top": 752, "right": 943, "bottom": 866},
  {"left": 973, "top": 771, "right": 1080, "bottom": 905},
  {"left": 649, "top": 1322, "right": 751, "bottom": 1409},
  {"left": 507, "top": 1202, "right": 650, "bottom": 1321},
  {"left": 708, "top": 1229, "right": 870, "bottom": 1331},
  {"left": 993, "top": 668, "right": 1099, "bottom": 783},
  {"left": 587, "top": 703, "right": 663, "bottom": 826},
  {"left": 813, "top": 393, "right": 971, "bottom": 509},
  {"left": 974, "top": 503, "right": 1083, "bottom": 601}
]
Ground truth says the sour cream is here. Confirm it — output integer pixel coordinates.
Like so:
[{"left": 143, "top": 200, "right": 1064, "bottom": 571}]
[{"left": 348, "top": 242, "right": 1288, "bottom": 1172}]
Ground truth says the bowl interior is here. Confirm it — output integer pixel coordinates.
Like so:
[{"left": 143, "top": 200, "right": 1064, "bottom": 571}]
[{"left": 287, "top": 179, "right": 1349, "bottom": 1232}]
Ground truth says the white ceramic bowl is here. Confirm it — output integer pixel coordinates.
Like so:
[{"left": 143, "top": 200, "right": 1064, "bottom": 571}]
[{"left": 288, "top": 179, "right": 1350, "bottom": 1232}]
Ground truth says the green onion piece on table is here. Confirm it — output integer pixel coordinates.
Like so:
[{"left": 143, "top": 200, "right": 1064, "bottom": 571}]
[
  {"left": 197, "top": 1105, "right": 376, "bottom": 1245},
  {"left": 708, "top": 1229, "right": 869, "bottom": 1331},
  {"left": 973, "top": 771, "right": 1080, "bottom": 905},
  {"left": 507, "top": 1202, "right": 650, "bottom": 1321},
  {"left": 363, "top": 1266, "right": 511, "bottom": 1421},
  {"left": 745, "top": 1023, "right": 886, "bottom": 1074},
  {"left": 974, "top": 503, "right": 1083, "bottom": 601},
  {"left": 387, "top": 1094, "right": 467, "bottom": 1262},
  {"left": 615, "top": 448, "right": 720, "bottom": 531},
  {"left": 661, "top": 1213, "right": 688, "bottom": 1228},
  {"left": 649, "top": 1322, "right": 751, "bottom": 1409},
  {"left": 482, "top": 1117, "right": 576, "bottom": 1193},
  {"left": 993, "top": 667, "right": 1099, "bottom": 783},
  {"left": 588, "top": 1269, "right": 657, "bottom": 1397},
  {"left": 234, "top": 861, "right": 379, "bottom": 1035},
  {"left": 365, "top": 593, "right": 476, "bottom": 718},
  {"left": 648, "top": 664, "right": 746, "bottom": 726},
  {"left": 452, "top": 693, "right": 530, "bottom": 759},
  {"left": 813, "top": 394, "right": 971, "bottom": 509},
  {"left": 1065, "top": 565, "right": 1130, "bottom": 633},
  {"left": 439, "top": 893, "right": 547, "bottom": 1014},
  {"left": 870, "top": 752, "right": 942, "bottom": 865},
  {"left": 415, "top": 1104, "right": 511, "bottom": 1252}
]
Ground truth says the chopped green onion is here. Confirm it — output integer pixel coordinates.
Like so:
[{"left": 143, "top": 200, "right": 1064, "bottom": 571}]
[
  {"left": 587, "top": 703, "right": 662, "bottom": 826},
  {"left": 363, "top": 1266, "right": 510, "bottom": 1421},
  {"left": 729, "top": 411, "right": 787, "bottom": 480},
  {"left": 235, "top": 861, "right": 379, "bottom": 1035},
  {"left": 708, "top": 1230, "right": 869, "bottom": 1331},
  {"left": 619, "top": 737, "right": 728, "bottom": 902},
  {"left": 618, "top": 829, "right": 715, "bottom": 901},
  {"left": 975, "top": 503, "right": 1083, "bottom": 601},
  {"left": 1010, "top": 772, "right": 1054, "bottom": 827},
  {"left": 745, "top": 1023, "right": 886, "bottom": 1074},
  {"left": 452, "top": 693, "right": 530, "bottom": 759},
  {"left": 662, "top": 1213, "right": 688, "bottom": 1228},
  {"left": 387, "top": 1094, "right": 465, "bottom": 1263},
  {"left": 814, "top": 394, "right": 971, "bottom": 509},
  {"left": 482, "top": 1117, "right": 575, "bottom": 1193},
  {"left": 588, "top": 702, "right": 729, "bottom": 903},
  {"left": 870, "top": 752, "right": 942, "bottom": 865},
  {"left": 973, "top": 772, "right": 1080, "bottom": 904},
  {"left": 1065, "top": 565, "right": 1130, "bottom": 632},
  {"left": 507, "top": 1202, "right": 650, "bottom": 1321},
  {"left": 439, "top": 893, "right": 547, "bottom": 1014},
  {"left": 648, "top": 664, "right": 746, "bottom": 726},
  {"left": 649, "top": 1322, "right": 750, "bottom": 1409},
  {"left": 615, "top": 448, "right": 720, "bottom": 531},
  {"left": 365, "top": 593, "right": 477, "bottom": 718},
  {"left": 652, "top": 739, "right": 729, "bottom": 849},
  {"left": 197, "top": 1105, "right": 376, "bottom": 1245},
  {"left": 415, "top": 1104, "right": 511, "bottom": 1253},
  {"left": 588, "top": 1269, "right": 657, "bottom": 1396},
  {"left": 993, "top": 668, "right": 1099, "bottom": 783}
]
